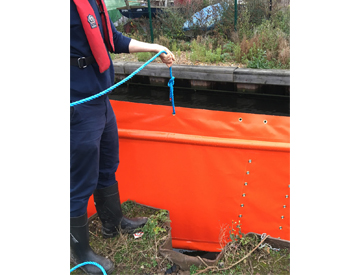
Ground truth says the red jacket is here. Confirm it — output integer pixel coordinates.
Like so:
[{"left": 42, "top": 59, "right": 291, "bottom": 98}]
[
  {"left": 72, "top": 0, "right": 114, "bottom": 73},
  {"left": 70, "top": 0, "right": 131, "bottom": 102}
]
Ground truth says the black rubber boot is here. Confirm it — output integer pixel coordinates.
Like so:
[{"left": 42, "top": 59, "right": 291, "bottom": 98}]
[
  {"left": 93, "top": 181, "right": 148, "bottom": 238},
  {"left": 70, "top": 212, "right": 114, "bottom": 275}
]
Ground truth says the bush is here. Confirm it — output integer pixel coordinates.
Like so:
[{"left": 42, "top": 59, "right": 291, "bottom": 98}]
[
  {"left": 234, "top": 43, "right": 242, "bottom": 62},
  {"left": 244, "top": 0, "right": 269, "bottom": 26},
  {"left": 190, "top": 39, "right": 206, "bottom": 62},
  {"left": 137, "top": 52, "right": 153, "bottom": 62},
  {"left": 178, "top": 41, "right": 191, "bottom": 51},
  {"left": 205, "top": 46, "right": 222, "bottom": 63},
  {"left": 222, "top": 41, "right": 235, "bottom": 53},
  {"left": 272, "top": 5, "right": 290, "bottom": 39},
  {"left": 236, "top": 5, "right": 255, "bottom": 42},
  {"left": 154, "top": 35, "right": 171, "bottom": 49},
  {"left": 155, "top": 9, "right": 187, "bottom": 40},
  {"left": 221, "top": 52, "right": 232, "bottom": 62},
  {"left": 212, "top": 1, "right": 236, "bottom": 39},
  {"left": 189, "top": 38, "right": 222, "bottom": 64},
  {"left": 246, "top": 48, "right": 270, "bottom": 69}
]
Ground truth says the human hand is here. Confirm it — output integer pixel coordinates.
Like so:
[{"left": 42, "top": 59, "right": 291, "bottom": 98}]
[{"left": 156, "top": 45, "right": 175, "bottom": 68}]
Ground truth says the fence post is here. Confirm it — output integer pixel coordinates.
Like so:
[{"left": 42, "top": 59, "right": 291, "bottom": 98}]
[
  {"left": 234, "top": 0, "right": 238, "bottom": 31},
  {"left": 147, "top": 0, "right": 154, "bottom": 43}
]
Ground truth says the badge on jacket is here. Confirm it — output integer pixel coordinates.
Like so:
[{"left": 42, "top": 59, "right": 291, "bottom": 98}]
[{"left": 87, "top": 14, "right": 97, "bottom": 29}]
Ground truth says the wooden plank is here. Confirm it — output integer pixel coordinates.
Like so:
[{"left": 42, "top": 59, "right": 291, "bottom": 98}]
[
  {"left": 114, "top": 62, "right": 290, "bottom": 86},
  {"left": 234, "top": 68, "right": 290, "bottom": 86},
  {"left": 122, "top": 62, "right": 236, "bottom": 82},
  {"left": 123, "top": 62, "right": 171, "bottom": 78},
  {"left": 113, "top": 61, "right": 126, "bottom": 74}
]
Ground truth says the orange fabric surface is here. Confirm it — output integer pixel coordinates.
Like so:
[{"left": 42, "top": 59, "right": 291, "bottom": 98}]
[{"left": 87, "top": 100, "right": 290, "bottom": 251}]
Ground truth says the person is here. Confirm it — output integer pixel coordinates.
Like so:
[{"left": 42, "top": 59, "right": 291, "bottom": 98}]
[{"left": 70, "top": 0, "right": 175, "bottom": 274}]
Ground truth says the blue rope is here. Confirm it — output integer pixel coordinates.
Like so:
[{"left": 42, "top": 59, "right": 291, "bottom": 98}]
[
  {"left": 70, "top": 50, "right": 176, "bottom": 115},
  {"left": 168, "top": 66, "right": 176, "bottom": 115},
  {"left": 70, "top": 261, "right": 107, "bottom": 274}
]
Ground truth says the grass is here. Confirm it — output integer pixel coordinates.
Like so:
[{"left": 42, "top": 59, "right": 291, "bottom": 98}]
[
  {"left": 70, "top": 201, "right": 290, "bottom": 275},
  {"left": 189, "top": 238, "right": 290, "bottom": 275},
  {"left": 70, "top": 201, "right": 173, "bottom": 275},
  {"left": 187, "top": 220, "right": 290, "bottom": 275}
]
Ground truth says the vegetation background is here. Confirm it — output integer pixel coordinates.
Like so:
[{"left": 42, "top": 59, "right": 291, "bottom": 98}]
[{"left": 112, "top": 0, "right": 290, "bottom": 69}]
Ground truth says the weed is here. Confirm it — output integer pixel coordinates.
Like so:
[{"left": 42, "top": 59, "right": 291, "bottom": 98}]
[
  {"left": 137, "top": 52, "right": 153, "bottom": 62},
  {"left": 205, "top": 46, "right": 222, "bottom": 63},
  {"left": 277, "top": 36, "right": 290, "bottom": 67},
  {"left": 247, "top": 48, "right": 271, "bottom": 69},
  {"left": 70, "top": 201, "right": 173, "bottom": 275},
  {"left": 171, "top": 41, "right": 178, "bottom": 53},
  {"left": 142, "top": 209, "right": 170, "bottom": 240},
  {"left": 240, "top": 5, "right": 255, "bottom": 40},
  {"left": 190, "top": 39, "right": 206, "bottom": 62},
  {"left": 156, "top": 9, "right": 187, "bottom": 40},
  {"left": 154, "top": 35, "right": 171, "bottom": 49},
  {"left": 221, "top": 53, "right": 232, "bottom": 62},
  {"left": 234, "top": 43, "right": 241, "bottom": 62},
  {"left": 190, "top": 264, "right": 199, "bottom": 274},
  {"left": 179, "top": 41, "right": 191, "bottom": 51},
  {"left": 71, "top": 202, "right": 289, "bottom": 275},
  {"left": 191, "top": 221, "right": 290, "bottom": 275},
  {"left": 245, "top": 0, "right": 269, "bottom": 26},
  {"left": 222, "top": 42, "right": 235, "bottom": 53},
  {"left": 272, "top": 5, "right": 290, "bottom": 39},
  {"left": 189, "top": 38, "right": 223, "bottom": 64}
]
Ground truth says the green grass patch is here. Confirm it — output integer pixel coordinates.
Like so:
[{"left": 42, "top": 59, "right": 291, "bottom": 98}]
[
  {"left": 70, "top": 203, "right": 290, "bottom": 275},
  {"left": 70, "top": 201, "right": 172, "bottom": 275}
]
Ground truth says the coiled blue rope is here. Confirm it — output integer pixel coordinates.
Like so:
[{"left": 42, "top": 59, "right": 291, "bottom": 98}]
[
  {"left": 70, "top": 261, "right": 107, "bottom": 274},
  {"left": 70, "top": 50, "right": 176, "bottom": 115}
]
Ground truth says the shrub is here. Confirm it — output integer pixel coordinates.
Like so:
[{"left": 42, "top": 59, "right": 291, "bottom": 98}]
[
  {"left": 155, "top": 9, "right": 187, "bottom": 40},
  {"left": 246, "top": 48, "right": 271, "bottom": 69},
  {"left": 154, "top": 35, "right": 171, "bottom": 49},
  {"left": 221, "top": 52, "right": 232, "bottom": 62},
  {"left": 178, "top": 41, "right": 191, "bottom": 51},
  {"left": 189, "top": 38, "right": 222, "bottom": 64},
  {"left": 236, "top": 5, "right": 254, "bottom": 42},
  {"left": 137, "top": 52, "right": 153, "bottom": 62},
  {"left": 171, "top": 41, "right": 178, "bottom": 52},
  {"left": 155, "top": 0, "right": 211, "bottom": 40},
  {"left": 223, "top": 41, "right": 235, "bottom": 53},
  {"left": 211, "top": 0, "right": 236, "bottom": 39},
  {"left": 277, "top": 36, "right": 290, "bottom": 67},
  {"left": 190, "top": 39, "right": 205, "bottom": 62},
  {"left": 234, "top": 43, "right": 242, "bottom": 62},
  {"left": 270, "top": 4, "right": 290, "bottom": 39},
  {"left": 244, "top": 0, "right": 269, "bottom": 26},
  {"left": 205, "top": 46, "right": 222, "bottom": 63}
]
